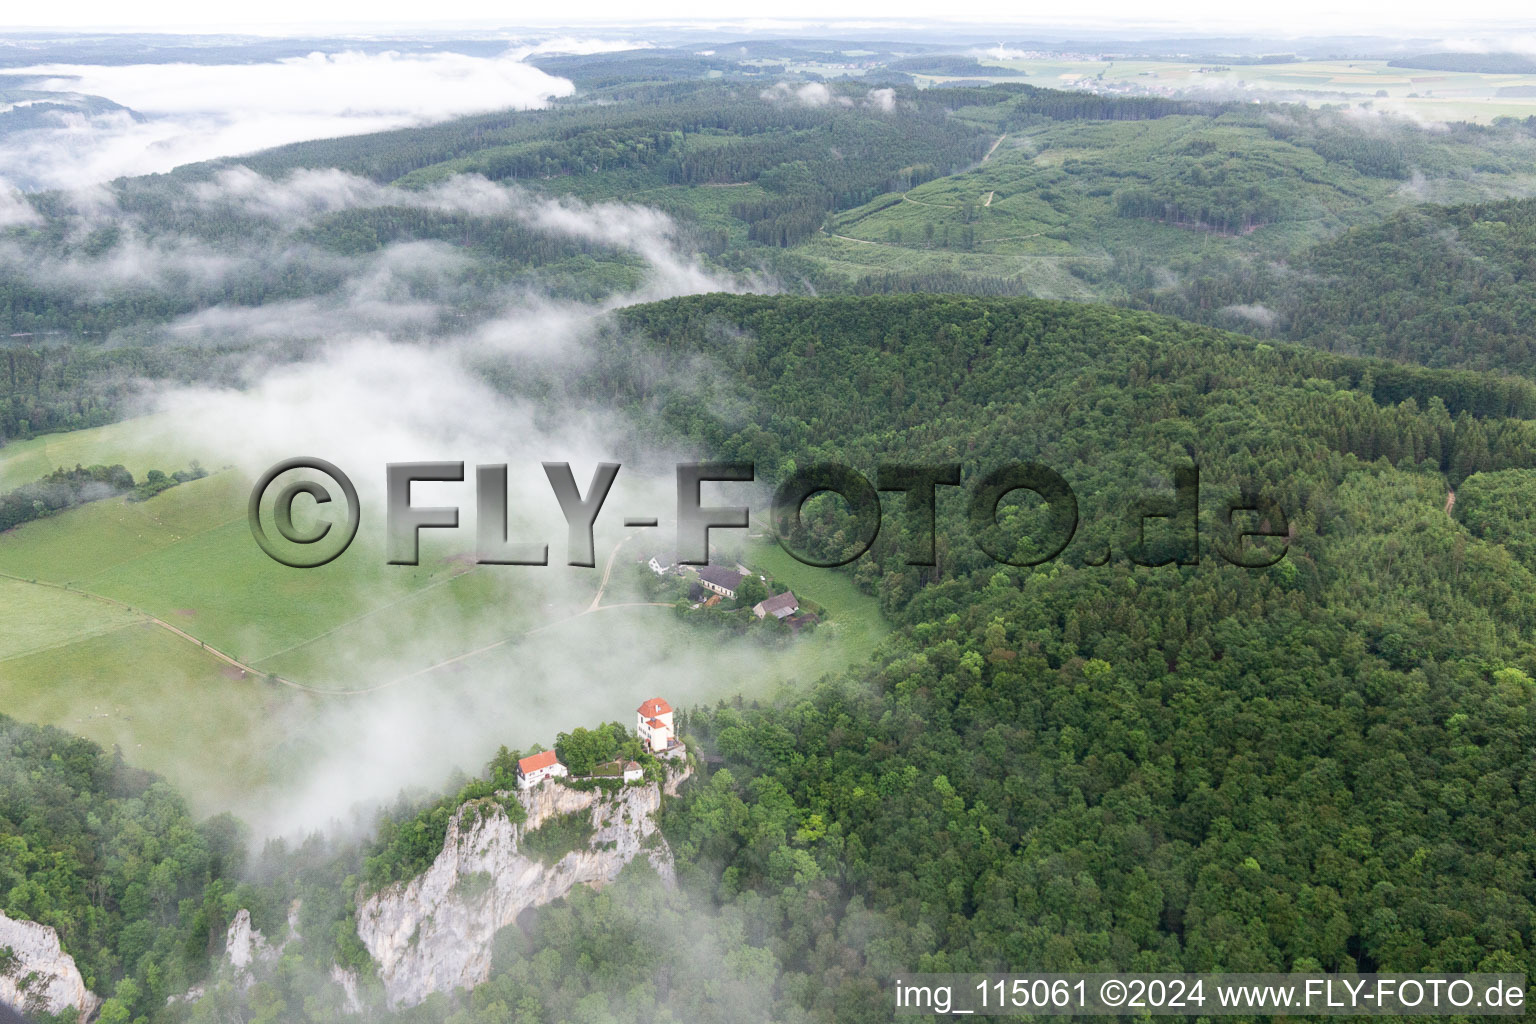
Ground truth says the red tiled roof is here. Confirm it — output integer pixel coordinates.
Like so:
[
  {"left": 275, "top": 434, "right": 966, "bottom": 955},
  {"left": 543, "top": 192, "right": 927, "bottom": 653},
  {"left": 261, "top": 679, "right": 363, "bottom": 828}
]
[
  {"left": 517, "top": 750, "right": 559, "bottom": 774},
  {"left": 647, "top": 717, "right": 665, "bottom": 728},
  {"left": 637, "top": 697, "right": 672, "bottom": 716},
  {"left": 625, "top": 761, "right": 641, "bottom": 770}
]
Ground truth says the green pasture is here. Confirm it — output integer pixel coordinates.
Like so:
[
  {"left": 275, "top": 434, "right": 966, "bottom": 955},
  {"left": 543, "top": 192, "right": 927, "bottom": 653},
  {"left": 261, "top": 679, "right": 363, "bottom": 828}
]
[
  {"left": 0, "top": 413, "right": 201, "bottom": 491},
  {"left": 0, "top": 416, "right": 892, "bottom": 810},
  {"left": 0, "top": 621, "right": 310, "bottom": 812},
  {"left": 746, "top": 538, "right": 888, "bottom": 671}
]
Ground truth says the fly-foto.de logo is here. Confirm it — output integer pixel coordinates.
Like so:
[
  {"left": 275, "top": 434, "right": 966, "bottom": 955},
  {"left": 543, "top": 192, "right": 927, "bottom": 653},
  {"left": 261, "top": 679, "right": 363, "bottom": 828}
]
[{"left": 248, "top": 459, "right": 1289, "bottom": 570}]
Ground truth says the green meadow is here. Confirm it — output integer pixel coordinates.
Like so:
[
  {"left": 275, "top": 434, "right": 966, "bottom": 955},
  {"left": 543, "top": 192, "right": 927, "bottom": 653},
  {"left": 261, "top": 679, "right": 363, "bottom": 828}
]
[
  {"left": 0, "top": 619, "right": 313, "bottom": 811},
  {"left": 0, "top": 413, "right": 203, "bottom": 491},
  {"left": 0, "top": 419, "right": 891, "bottom": 810},
  {"left": 747, "top": 537, "right": 888, "bottom": 672}
]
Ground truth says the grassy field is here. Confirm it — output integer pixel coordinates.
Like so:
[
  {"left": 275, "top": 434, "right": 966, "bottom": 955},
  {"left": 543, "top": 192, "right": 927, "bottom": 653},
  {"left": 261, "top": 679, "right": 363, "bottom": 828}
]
[
  {"left": 747, "top": 538, "right": 889, "bottom": 672},
  {"left": 0, "top": 413, "right": 204, "bottom": 491},
  {"left": 800, "top": 114, "right": 1381, "bottom": 296},
  {"left": 0, "top": 417, "right": 892, "bottom": 814},
  {"left": 0, "top": 620, "right": 313, "bottom": 810},
  {"left": 0, "top": 577, "right": 140, "bottom": 662}
]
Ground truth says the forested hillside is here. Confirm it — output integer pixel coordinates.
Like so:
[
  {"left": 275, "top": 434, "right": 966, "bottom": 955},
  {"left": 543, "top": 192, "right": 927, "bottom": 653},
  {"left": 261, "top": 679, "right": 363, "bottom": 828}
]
[
  {"left": 9, "top": 77, "right": 1536, "bottom": 445},
  {"left": 1138, "top": 197, "right": 1536, "bottom": 377},
  {"left": 610, "top": 295, "right": 1536, "bottom": 1020},
  {"left": 0, "top": 716, "right": 244, "bottom": 1019},
  {"left": 6, "top": 293, "right": 1534, "bottom": 1022}
]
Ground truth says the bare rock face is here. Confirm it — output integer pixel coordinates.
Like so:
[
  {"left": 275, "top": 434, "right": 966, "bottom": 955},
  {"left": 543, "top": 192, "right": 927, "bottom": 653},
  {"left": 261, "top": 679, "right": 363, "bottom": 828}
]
[
  {"left": 357, "top": 780, "right": 675, "bottom": 1009},
  {"left": 224, "top": 908, "right": 274, "bottom": 974},
  {"left": 330, "top": 964, "right": 363, "bottom": 1014},
  {"left": 0, "top": 910, "right": 101, "bottom": 1020},
  {"left": 171, "top": 899, "right": 301, "bottom": 1007}
]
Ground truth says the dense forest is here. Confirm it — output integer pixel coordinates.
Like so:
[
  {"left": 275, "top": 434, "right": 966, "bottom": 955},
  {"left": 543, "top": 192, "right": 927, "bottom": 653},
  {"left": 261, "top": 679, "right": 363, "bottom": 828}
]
[
  {"left": 1388, "top": 52, "right": 1536, "bottom": 74},
  {"left": 1137, "top": 197, "right": 1536, "bottom": 376},
  {"left": 9, "top": 295, "right": 1527, "bottom": 1023},
  {"left": 6, "top": 77, "right": 1536, "bottom": 413},
  {"left": 603, "top": 295, "right": 1536, "bottom": 1021},
  {"left": 0, "top": 716, "right": 246, "bottom": 1022}
]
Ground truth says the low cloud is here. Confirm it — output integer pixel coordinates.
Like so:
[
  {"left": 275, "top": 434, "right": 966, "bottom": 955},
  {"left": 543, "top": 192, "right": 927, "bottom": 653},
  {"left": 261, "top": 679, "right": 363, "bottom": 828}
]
[
  {"left": 0, "top": 182, "right": 41, "bottom": 226},
  {"left": 1429, "top": 34, "right": 1536, "bottom": 55},
  {"left": 977, "top": 44, "right": 1034, "bottom": 60},
  {"left": 1, "top": 49, "right": 576, "bottom": 190},
  {"left": 759, "top": 82, "right": 898, "bottom": 113},
  {"left": 1, "top": 168, "right": 755, "bottom": 331},
  {"left": 1220, "top": 302, "right": 1278, "bottom": 328},
  {"left": 761, "top": 81, "right": 838, "bottom": 107}
]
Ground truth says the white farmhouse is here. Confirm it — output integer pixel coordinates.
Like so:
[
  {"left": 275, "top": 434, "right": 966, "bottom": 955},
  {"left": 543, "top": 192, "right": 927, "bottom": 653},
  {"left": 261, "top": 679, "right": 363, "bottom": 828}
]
[
  {"left": 516, "top": 750, "right": 568, "bottom": 789},
  {"left": 696, "top": 565, "right": 745, "bottom": 600}
]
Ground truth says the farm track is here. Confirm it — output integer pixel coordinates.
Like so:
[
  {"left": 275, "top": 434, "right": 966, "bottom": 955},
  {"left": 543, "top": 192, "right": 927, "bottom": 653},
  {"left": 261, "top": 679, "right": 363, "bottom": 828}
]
[
  {"left": 818, "top": 228, "right": 1112, "bottom": 261},
  {"left": 0, "top": 568, "right": 279, "bottom": 681},
  {"left": 901, "top": 193, "right": 955, "bottom": 209},
  {"left": 1, "top": 532, "right": 661, "bottom": 697}
]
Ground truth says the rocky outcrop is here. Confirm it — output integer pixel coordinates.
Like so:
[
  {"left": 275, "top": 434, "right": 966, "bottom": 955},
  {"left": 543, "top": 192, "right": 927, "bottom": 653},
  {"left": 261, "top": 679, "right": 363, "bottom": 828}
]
[
  {"left": 224, "top": 908, "right": 274, "bottom": 974},
  {"left": 0, "top": 911, "right": 101, "bottom": 1020},
  {"left": 330, "top": 964, "right": 363, "bottom": 1014},
  {"left": 357, "top": 780, "right": 675, "bottom": 1009},
  {"left": 171, "top": 899, "right": 301, "bottom": 1006}
]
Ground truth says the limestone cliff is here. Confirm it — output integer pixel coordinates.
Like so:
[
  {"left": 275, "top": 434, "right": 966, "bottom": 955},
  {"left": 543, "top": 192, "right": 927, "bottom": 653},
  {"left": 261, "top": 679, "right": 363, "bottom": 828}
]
[
  {"left": 356, "top": 779, "right": 676, "bottom": 1009},
  {"left": 0, "top": 910, "right": 101, "bottom": 1020},
  {"left": 224, "top": 908, "right": 275, "bottom": 975}
]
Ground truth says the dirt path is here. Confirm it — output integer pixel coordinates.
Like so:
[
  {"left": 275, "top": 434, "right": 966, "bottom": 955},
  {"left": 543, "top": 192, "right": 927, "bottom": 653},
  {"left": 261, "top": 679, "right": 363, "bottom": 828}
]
[
  {"left": 1445, "top": 490, "right": 1456, "bottom": 515},
  {"left": 256, "top": 563, "right": 480, "bottom": 663},
  {"left": 983, "top": 191, "right": 995, "bottom": 206},
  {"left": 823, "top": 230, "right": 881, "bottom": 245},
  {"left": 289, "top": 532, "right": 668, "bottom": 694},
  {"left": 358, "top": 601, "right": 675, "bottom": 695},
  {"left": 0, "top": 568, "right": 290, "bottom": 684},
  {"left": 1, "top": 529, "right": 671, "bottom": 698},
  {"left": 983, "top": 133, "right": 1006, "bottom": 162},
  {"left": 820, "top": 227, "right": 1106, "bottom": 261},
  {"left": 587, "top": 532, "right": 634, "bottom": 611},
  {"left": 901, "top": 192, "right": 955, "bottom": 209}
]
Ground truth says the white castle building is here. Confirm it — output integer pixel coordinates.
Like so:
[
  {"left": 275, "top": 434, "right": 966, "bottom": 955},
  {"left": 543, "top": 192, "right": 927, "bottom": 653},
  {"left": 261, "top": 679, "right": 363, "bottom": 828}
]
[{"left": 636, "top": 697, "right": 684, "bottom": 758}]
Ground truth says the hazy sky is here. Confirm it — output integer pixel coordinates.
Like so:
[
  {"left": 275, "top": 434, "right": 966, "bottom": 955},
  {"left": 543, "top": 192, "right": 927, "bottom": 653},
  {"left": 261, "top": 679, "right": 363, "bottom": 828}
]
[{"left": 4, "top": 1, "right": 1535, "bottom": 35}]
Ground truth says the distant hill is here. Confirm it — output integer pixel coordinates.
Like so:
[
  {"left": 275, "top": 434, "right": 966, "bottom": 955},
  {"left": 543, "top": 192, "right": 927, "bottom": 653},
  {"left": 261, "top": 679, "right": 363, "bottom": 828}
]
[
  {"left": 887, "top": 54, "right": 1028, "bottom": 76},
  {"left": 1388, "top": 52, "right": 1536, "bottom": 74}
]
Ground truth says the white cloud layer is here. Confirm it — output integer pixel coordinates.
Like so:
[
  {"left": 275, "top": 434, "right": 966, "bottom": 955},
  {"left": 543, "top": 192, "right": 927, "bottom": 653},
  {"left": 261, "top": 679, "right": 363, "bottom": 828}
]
[
  {"left": 1, "top": 49, "right": 576, "bottom": 190},
  {"left": 120, "top": 169, "right": 767, "bottom": 834}
]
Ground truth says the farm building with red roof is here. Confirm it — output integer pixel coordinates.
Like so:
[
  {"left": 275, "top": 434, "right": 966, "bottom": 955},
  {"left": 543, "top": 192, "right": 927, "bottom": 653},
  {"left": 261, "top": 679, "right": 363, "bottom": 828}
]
[{"left": 516, "top": 749, "right": 568, "bottom": 789}]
